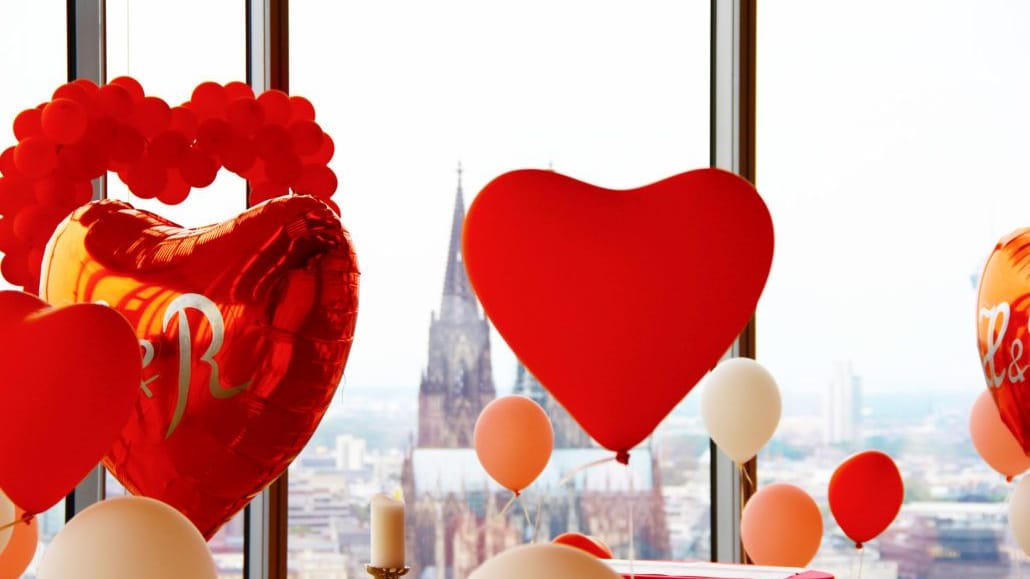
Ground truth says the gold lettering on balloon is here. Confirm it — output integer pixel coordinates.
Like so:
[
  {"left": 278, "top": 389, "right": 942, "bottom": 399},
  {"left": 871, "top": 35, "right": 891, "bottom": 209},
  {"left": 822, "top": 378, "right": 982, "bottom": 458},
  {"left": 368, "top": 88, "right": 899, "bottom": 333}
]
[
  {"left": 981, "top": 303, "right": 1011, "bottom": 388},
  {"left": 135, "top": 293, "right": 253, "bottom": 439}
]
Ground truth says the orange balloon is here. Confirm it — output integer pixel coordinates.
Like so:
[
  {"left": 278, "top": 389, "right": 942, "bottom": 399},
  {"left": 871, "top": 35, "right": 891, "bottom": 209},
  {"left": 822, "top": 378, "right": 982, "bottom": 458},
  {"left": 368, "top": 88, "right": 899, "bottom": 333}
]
[
  {"left": 970, "top": 389, "right": 1030, "bottom": 481},
  {"left": 474, "top": 395, "right": 553, "bottom": 494},
  {"left": 0, "top": 509, "right": 38, "bottom": 579},
  {"left": 741, "top": 483, "right": 822, "bottom": 567}
]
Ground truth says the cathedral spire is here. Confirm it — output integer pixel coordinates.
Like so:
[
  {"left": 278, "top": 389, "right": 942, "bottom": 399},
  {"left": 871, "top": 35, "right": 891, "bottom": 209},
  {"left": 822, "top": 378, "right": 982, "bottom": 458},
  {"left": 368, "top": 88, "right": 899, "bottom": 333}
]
[{"left": 441, "top": 162, "right": 477, "bottom": 318}]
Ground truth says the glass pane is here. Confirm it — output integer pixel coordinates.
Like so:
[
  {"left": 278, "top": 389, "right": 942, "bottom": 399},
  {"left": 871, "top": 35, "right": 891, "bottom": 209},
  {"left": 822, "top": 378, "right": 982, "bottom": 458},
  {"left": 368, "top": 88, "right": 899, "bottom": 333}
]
[
  {"left": 290, "top": 2, "right": 710, "bottom": 577},
  {"left": 0, "top": 2, "right": 66, "bottom": 576},
  {"left": 757, "top": 2, "right": 1030, "bottom": 577},
  {"left": 104, "top": 2, "right": 247, "bottom": 577}
]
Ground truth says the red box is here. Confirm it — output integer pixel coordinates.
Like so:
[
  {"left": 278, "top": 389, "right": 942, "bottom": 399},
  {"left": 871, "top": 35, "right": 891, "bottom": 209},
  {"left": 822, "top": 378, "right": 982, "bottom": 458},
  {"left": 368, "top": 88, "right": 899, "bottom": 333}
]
[{"left": 606, "top": 560, "right": 833, "bottom": 579}]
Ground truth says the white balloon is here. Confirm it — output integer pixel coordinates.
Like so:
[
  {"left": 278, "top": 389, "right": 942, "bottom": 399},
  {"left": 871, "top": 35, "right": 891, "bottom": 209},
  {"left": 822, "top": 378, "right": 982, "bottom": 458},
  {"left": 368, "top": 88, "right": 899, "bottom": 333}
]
[
  {"left": 1010, "top": 475, "right": 1030, "bottom": 555},
  {"left": 700, "top": 357, "right": 782, "bottom": 463},
  {"left": 469, "top": 543, "right": 620, "bottom": 579},
  {"left": 0, "top": 488, "right": 14, "bottom": 554},
  {"left": 37, "top": 496, "right": 216, "bottom": 579}
]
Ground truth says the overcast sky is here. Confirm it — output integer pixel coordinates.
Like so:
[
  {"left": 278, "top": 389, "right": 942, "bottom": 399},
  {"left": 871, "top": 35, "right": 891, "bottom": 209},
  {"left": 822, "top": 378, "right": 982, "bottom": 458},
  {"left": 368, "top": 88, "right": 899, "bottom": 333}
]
[{"left": 3, "top": 1, "right": 1030, "bottom": 410}]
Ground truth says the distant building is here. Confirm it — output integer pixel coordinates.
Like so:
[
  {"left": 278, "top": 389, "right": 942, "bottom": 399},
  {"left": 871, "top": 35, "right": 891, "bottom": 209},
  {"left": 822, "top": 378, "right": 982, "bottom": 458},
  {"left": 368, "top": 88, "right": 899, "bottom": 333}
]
[
  {"left": 416, "top": 166, "right": 495, "bottom": 448},
  {"left": 823, "top": 361, "right": 862, "bottom": 445},
  {"left": 402, "top": 167, "right": 670, "bottom": 579},
  {"left": 335, "top": 434, "right": 367, "bottom": 472}
]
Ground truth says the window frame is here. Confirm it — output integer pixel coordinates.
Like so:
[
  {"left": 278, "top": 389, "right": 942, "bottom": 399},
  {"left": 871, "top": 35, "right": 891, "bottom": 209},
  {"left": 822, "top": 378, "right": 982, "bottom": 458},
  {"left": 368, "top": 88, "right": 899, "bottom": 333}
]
[{"left": 61, "top": 0, "right": 758, "bottom": 575}]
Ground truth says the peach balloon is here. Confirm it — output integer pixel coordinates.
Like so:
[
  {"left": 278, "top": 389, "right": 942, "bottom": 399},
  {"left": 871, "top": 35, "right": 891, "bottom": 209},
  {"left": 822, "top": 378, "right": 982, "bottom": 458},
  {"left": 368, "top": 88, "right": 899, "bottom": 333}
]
[
  {"left": 37, "top": 496, "right": 216, "bottom": 579},
  {"left": 0, "top": 489, "right": 15, "bottom": 555},
  {"left": 0, "top": 508, "right": 37, "bottom": 579},
  {"left": 970, "top": 390, "right": 1030, "bottom": 481},
  {"left": 474, "top": 395, "right": 553, "bottom": 494},
  {"left": 741, "top": 483, "right": 822, "bottom": 567},
  {"left": 470, "top": 544, "right": 620, "bottom": 579}
]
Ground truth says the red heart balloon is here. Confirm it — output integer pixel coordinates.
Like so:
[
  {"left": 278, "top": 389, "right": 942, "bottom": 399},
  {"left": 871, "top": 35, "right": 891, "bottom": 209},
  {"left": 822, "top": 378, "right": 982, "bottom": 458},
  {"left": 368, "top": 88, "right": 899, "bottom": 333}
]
[
  {"left": 40, "top": 195, "right": 359, "bottom": 538},
  {"left": 0, "top": 291, "right": 140, "bottom": 514},
  {"left": 977, "top": 228, "right": 1030, "bottom": 452},
  {"left": 463, "top": 169, "right": 773, "bottom": 458},
  {"left": 828, "top": 450, "right": 904, "bottom": 548}
]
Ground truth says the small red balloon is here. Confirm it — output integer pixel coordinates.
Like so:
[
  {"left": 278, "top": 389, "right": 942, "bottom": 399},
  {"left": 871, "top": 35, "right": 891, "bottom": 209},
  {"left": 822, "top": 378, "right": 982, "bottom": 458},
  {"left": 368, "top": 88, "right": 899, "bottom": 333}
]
[
  {"left": 265, "top": 153, "right": 302, "bottom": 187},
  {"left": 552, "top": 533, "right": 614, "bottom": 559},
  {"left": 132, "top": 96, "right": 171, "bottom": 138},
  {"left": 195, "top": 118, "right": 232, "bottom": 156},
  {"left": 13, "top": 137, "right": 58, "bottom": 178},
  {"left": 0, "top": 146, "right": 19, "bottom": 176},
  {"left": 94, "top": 84, "right": 134, "bottom": 120},
  {"left": 254, "top": 124, "right": 292, "bottom": 160},
  {"left": 224, "top": 81, "right": 255, "bottom": 101},
  {"left": 179, "top": 148, "right": 218, "bottom": 188},
  {"left": 257, "top": 90, "right": 290, "bottom": 125},
  {"left": 248, "top": 181, "right": 288, "bottom": 205},
  {"left": 289, "top": 120, "right": 323, "bottom": 156},
  {"left": 305, "top": 133, "right": 334, "bottom": 165},
  {"left": 41, "top": 99, "right": 88, "bottom": 144},
  {"left": 13, "top": 109, "right": 42, "bottom": 141},
  {"left": 52, "top": 83, "right": 92, "bottom": 107},
  {"left": 221, "top": 134, "right": 257, "bottom": 175},
  {"left": 167, "top": 106, "right": 198, "bottom": 140},
  {"left": 288, "top": 96, "right": 316, "bottom": 122},
  {"left": 110, "top": 76, "right": 145, "bottom": 102},
  {"left": 124, "top": 157, "right": 168, "bottom": 199},
  {"left": 295, "top": 164, "right": 337, "bottom": 197},
  {"left": 226, "top": 98, "right": 265, "bottom": 136},
  {"left": 108, "top": 125, "right": 145, "bottom": 165},
  {"left": 148, "top": 131, "right": 189, "bottom": 168},
  {"left": 828, "top": 450, "right": 904, "bottom": 548},
  {"left": 157, "top": 169, "right": 191, "bottom": 205},
  {"left": 191, "top": 81, "right": 228, "bottom": 118}
]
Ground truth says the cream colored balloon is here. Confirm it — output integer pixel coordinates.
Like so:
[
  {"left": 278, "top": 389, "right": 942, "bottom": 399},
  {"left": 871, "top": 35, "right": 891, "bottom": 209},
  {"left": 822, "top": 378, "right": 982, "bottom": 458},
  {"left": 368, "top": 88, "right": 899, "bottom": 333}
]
[
  {"left": 37, "top": 496, "right": 216, "bottom": 579},
  {"left": 0, "top": 488, "right": 15, "bottom": 554},
  {"left": 700, "top": 357, "right": 782, "bottom": 463},
  {"left": 1010, "top": 475, "right": 1030, "bottom": 555},
  {"left": 469, "top": 543, "right": 621, "bottom": 579}
]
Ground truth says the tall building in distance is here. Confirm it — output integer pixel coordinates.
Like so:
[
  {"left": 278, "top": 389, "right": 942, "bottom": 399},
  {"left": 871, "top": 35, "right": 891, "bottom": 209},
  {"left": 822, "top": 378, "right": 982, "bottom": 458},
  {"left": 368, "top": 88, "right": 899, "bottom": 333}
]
[
  {"left": 417, "top": 165, "right": 496, "bottom": 448},
  {"left": 823, "top": 360, "right": 862, "bottom": 445}
]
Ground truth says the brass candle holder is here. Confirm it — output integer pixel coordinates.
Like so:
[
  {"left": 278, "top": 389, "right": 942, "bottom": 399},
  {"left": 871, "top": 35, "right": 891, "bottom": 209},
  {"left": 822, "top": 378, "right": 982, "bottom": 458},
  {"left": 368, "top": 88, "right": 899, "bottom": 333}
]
[{"left": 365, "top": 565, "right": 410, "bottom": 579}]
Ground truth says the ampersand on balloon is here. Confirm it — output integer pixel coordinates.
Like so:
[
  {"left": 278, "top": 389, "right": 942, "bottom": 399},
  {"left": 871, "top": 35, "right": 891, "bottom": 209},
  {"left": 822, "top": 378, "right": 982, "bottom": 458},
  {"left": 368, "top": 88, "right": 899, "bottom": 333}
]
[{"left": 0, "top": 77, "right": 358, "bottom": 539}]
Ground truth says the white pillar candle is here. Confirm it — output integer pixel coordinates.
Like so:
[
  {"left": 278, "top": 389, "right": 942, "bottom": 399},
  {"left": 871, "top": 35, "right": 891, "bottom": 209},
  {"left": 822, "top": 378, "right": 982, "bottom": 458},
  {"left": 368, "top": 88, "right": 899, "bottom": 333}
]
[{"left": 370, "top": 493, "right": 405, "bottom": 569}]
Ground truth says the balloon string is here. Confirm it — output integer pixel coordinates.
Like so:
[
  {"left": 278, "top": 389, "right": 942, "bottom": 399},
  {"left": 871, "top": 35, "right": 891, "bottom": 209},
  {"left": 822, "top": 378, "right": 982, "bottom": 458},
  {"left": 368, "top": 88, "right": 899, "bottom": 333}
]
[
  {"left": 738, "top": 463, "right": 754, "bottom": 489},
  {"left": 498, "top": 492, "right": 519, "bottom": 519},
  {"left": 626, "top": 464, "right": 636, "bottom": 579},
  {"left": 556, "top": 456, "right": 617, "bottom": 489},
  {"left": 856, "top": 545, "right": 864, "bottom": 579},
  {"left": 519, "top": 495, "right": 533, "bottom": 533},
  {"left": 0, "top": 514, "right": 30, "bottom": 533},
  {"left": 532, "top": 492, "right": 545, "bottom": 543}
]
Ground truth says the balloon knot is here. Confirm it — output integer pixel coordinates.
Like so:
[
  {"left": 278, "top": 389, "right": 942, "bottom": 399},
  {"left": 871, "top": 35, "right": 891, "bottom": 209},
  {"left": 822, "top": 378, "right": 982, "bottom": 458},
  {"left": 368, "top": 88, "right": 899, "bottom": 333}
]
[
  {"left": 1008, "top": 475, "right": 1015, "bottom": 483},
  {"left": 615, "top": 450, "right": 630, "bottom": 465},
  {"left": 21, "top": 512, "right": 33, "bottom": 523},
  {"left": 513, "top": 489, "right": 521, "bottom": 498},
  {"left": 855, "top": 542, "right": 863, "bottom": 550}
]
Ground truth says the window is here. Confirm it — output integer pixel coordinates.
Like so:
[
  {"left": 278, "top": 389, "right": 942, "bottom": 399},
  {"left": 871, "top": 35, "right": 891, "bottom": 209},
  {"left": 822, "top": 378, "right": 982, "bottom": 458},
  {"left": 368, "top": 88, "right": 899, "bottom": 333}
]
[
  {"left": 757, "top": 2, "right": 1030, "bottom": 577},
  {"left": 0, "top": 3, "right": 67, "bottom": 576},
  {"left": 289, "top": 1, "right": 710, "bottom": 576}
]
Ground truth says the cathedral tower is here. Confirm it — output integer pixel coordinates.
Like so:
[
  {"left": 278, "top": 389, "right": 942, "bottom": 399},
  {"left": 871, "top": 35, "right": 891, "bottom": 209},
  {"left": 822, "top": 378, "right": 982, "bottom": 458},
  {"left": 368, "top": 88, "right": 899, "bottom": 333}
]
[{"left": 417, "top": 165, "right": 496, "bottom": 447}]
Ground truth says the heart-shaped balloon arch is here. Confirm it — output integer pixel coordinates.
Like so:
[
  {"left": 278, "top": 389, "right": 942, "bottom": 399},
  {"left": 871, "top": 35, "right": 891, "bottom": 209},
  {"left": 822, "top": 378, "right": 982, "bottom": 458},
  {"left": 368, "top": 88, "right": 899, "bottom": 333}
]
[{"left": 0, "top": 77, "right": 358, "bottom": 538}]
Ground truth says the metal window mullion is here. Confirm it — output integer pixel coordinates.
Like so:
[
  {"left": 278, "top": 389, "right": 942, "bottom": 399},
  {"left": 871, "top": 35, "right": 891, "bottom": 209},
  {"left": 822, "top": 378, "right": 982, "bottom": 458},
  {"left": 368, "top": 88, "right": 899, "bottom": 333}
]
[
  {"left": 64, "top": 0, "right": 107, "bottom": 522},
  {"left": 710, "top": 0, "right": 757, "bottom": 565},
  {"left": 244, "top": 2, "right": 289, "bottom": 579}
]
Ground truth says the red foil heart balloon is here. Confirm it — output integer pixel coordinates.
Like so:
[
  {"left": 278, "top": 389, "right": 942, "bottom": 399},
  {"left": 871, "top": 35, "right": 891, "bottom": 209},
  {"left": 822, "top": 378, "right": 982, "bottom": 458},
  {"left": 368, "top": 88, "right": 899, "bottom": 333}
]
[
  {"left": 0, "top": 291, "right": 140, "bottom": 515},
  {"left": 40, "top": 195, "right": 359, "bottom": 538},
  {"left": 463, "top": 168, "right": 773, "bottom": 459}
]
